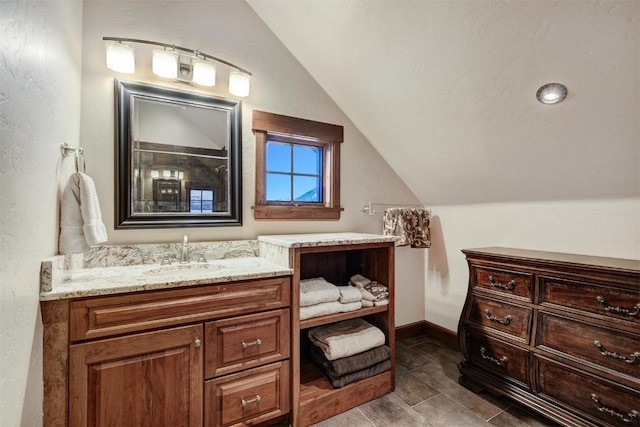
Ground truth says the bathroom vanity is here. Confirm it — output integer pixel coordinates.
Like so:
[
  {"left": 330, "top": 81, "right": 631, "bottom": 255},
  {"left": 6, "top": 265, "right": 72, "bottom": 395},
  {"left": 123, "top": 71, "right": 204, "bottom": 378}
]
[{"left": 41, "top": 233, "right": 396, "bottom": 426}]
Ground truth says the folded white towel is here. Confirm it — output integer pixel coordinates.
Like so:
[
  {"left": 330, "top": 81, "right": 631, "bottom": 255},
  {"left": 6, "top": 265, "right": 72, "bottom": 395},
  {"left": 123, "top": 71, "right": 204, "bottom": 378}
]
[
  {"left": 300, "top": 301, "right": 342, "bottom": 320},
  {"left": 356, "top": 287, "right": 376, "bottom": 301},
  {"left": 337, "top": 286, "right": 362, "bottom": 304},
  {"left": 340, "top": 301, "right": 362, "bottom": 312},
  {"left": 308, "top": 318, "right": 386, "bottom": 361},
  {"left": 373, "top": 299, "right": 389, "bottom": 307},
  {"left": 59, "top": 172, "right": 108, "bottom": 254},
  {"left": 300, "top": 277, "right": 340, "bottom": 307},
  {"left": 361, "top": 299, "right": 374, "bottom": 307},
  {"left": 350, "top": 274, "right": 371, "bottom": 288}
]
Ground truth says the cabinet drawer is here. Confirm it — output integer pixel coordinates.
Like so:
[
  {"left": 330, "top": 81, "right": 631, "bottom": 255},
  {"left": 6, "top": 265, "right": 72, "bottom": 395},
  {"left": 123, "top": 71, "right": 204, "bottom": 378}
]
[
  {"left": 205, "top": 361, "right": 289, "bottom": 427},
  {"left": 540, "top": 276, "right": 640, "bottom": 325},
  {"left": 70, "top": 277, "right": 291, "bottom": 342},
  {"left": 468, "top": 295, "right": 532, "bottom": 342},
  {"left": 205, "top": 309, "right": 290, "bottom": 378},
  {"left": 537, "top": 356, "right": 640, "bottom": 427},
  {"left": 466, "top": 333, "right": 529, "bottom": 387},
  {"left": 472, "top": 265, "right": 533, "bottom": 301},
  {"left": 537, "top": 312, "right": 640, "bottom": 382}
]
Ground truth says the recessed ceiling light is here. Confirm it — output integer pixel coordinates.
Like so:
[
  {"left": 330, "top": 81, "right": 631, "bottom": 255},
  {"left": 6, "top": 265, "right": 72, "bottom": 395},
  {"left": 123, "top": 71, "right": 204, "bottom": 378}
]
[{"left": 536, "top": 83, "right": 568, "bottom": 105}]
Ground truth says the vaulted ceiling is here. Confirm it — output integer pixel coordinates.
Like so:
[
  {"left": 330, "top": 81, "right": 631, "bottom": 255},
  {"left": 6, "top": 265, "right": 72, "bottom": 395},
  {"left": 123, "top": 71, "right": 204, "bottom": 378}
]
[{"left": 248, "top": 1, "right": 639, "bottom": 206}]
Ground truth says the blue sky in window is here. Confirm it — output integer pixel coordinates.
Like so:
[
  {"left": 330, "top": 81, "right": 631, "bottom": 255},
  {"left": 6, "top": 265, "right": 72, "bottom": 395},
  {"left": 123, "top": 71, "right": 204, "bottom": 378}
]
[{"left": 266, "top": 141, "right": 321, "bottom": 202}]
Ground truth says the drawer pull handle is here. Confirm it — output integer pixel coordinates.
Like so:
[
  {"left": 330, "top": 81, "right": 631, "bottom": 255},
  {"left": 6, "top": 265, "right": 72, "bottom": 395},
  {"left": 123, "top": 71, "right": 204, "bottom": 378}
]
[
  {"left": 593, "top": 341, "right": 640, "bottom": 364},
  {"left": 241, "top": 394, "right": 261, "bottom": 407},
  {"left": 596, "top": 297, "right": 640, "bottom": 317},
  {"left": 591, "top": 394, "right": 639, "bottom": 423},
  {"left": 484, "top": 309, "right": 512, "bottom": 325},
  {"left": 242, "top": 338, "right": 262, "bottom": 349},
  {"left": 480, "top": 346, "right": 507, "bottom": 366},
  {"left": 194, "top": 338, "right": 201, "bottom": 348},
  {"left": 488, "top": 276, "right": 516, "bottom": 291}
]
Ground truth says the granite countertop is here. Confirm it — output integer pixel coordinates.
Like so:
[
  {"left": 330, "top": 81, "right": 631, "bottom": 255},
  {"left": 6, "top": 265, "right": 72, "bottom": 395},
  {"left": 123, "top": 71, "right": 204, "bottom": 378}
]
[
  {"left": 257, "top": 232, "right": 397, "bottom": 248},
  {"left": 40, "top": 256, "right": 292, "bottom": 301}
]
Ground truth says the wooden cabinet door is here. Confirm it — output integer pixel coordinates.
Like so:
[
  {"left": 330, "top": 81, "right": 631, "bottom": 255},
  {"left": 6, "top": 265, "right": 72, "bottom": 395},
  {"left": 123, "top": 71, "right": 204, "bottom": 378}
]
[{"left": 69, "top": 324, "right": 203, "bottom": 427}]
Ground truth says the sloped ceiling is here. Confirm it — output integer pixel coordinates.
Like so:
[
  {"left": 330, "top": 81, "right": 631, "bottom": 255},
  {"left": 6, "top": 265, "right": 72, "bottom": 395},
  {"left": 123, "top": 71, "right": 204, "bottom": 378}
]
[{"left": 248, "top": 0, "right": 639, "bottom": 206}]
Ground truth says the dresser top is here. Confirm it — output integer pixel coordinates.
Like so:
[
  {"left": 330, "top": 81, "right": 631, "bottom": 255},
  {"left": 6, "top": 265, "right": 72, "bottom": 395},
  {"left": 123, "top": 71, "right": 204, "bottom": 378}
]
[{"left": 463, "top": 247, "right": 640, "bottom": 273}]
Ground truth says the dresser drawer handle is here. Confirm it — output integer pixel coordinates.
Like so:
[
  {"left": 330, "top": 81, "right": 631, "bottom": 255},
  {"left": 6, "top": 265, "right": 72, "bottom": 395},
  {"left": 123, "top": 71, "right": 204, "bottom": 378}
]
[
  {"left": 596, "top": 297, "right": 640, "bottom": 317},
  {"left": 591, "top": 394, "right": 639, "bottom": 423},
  {"left": 480, "top": 346, "right": 507, "bottom": 366},
  {"left": 488, "top": 276, "right": 516, "bottom": 291},
  {"left": 241, "top": 394, "right": 261, "bottom": 407},
  {"left": 484, "top": 309, "right": 512, "bottom": 325},
  {"left": 593, "top": 341, "right": 640, "bottom": 364},
  {"left": 242, "top": 338, "right": 262, "bottom": 349}
]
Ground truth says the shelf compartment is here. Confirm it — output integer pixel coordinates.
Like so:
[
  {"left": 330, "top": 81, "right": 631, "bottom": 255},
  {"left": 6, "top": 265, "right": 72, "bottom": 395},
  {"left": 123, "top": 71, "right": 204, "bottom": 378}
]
[
  {"left": 299, "top": 370, "right": 393, "bottom": 426},
  {"left": 299, "top": 305, "right": 388, "bottom": 329}
]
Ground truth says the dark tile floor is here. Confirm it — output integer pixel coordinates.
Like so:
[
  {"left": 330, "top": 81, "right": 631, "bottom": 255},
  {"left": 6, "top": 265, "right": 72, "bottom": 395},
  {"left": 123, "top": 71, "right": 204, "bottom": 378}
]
[{"left": 313, "top": 335, "right": 560, "bottom": 427}]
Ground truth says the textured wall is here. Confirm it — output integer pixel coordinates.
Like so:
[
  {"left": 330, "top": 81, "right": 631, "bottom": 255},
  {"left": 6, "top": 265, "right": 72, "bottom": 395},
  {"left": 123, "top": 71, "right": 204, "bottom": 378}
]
[
  {"left": 0, "top": 1, "right": 83, "bottom": 425},
  {"left": 425, "top": 198, "right": 640, "bottom": 331},
  {"left": 80, "top": 0, "right": 425, "bottom": 327}
]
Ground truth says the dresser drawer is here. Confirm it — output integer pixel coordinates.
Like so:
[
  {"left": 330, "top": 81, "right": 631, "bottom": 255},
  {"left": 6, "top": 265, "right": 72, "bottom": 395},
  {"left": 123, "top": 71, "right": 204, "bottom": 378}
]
[
  {"left": 466, "top": 333, "right": 529, "bottom": 387},
  {"left": 205, "top": 309, "right": 290, "bottom": 378},
  {"left": 468, "top": 295, "right": 532, "bottom": 342},
  {"left": 537, "top": 312, "right": 640, "bottom": 382},
  {"left": 472, "top": 265, "right": 533, "bottom": 302},
  {"left": 70, "top": 277, "right": 291, "bottom": 342},
  {"left": 540, "top": 276, "right": 640, "bottom": 325},
  {"left": 537, "top": 356, "right": 640, "bottom": 427},
  {"left": 205, "top": 361, "right": 289, "bottom": 427}
]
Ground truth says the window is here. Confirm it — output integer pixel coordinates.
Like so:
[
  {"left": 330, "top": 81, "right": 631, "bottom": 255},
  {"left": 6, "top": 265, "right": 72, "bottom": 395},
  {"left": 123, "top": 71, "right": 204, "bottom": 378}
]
[
  {"left": 252, "top": 111, "right": 343, "bottom": 220},
  {"left": 189, "top": 189, "right": 214, "bottom": 213}
]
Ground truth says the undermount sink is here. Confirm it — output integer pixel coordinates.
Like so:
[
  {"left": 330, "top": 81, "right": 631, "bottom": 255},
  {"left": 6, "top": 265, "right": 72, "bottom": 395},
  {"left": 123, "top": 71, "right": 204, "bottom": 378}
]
[{"left": 144, "top": 263, "right": 224, "bottom": 276}]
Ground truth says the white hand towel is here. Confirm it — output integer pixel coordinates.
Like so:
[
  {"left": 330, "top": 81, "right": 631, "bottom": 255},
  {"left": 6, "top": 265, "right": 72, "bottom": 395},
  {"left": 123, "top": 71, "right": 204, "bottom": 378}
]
[
  {"left": 339, "top": 301, "right": 362, "bottom": 312},
  {"left": 300, "top": 277, "right": 340, "bottom": 307},
  {"left": 300, "top": 301, "right": 343, "bottom": 320},
  {"left": 337, "top": 286, "right": 362, "bottom": 304},
  {"left": 350, "top": 274, "right": 371, "bottom": 288},
  {"left": 59, "top": 172, "right": 107, "bottom": 254}
]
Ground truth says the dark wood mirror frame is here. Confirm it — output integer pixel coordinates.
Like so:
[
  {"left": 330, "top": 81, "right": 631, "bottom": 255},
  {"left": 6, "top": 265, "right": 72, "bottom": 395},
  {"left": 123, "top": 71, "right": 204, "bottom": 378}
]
[{"left": 114, "top": 79, "right": 242, "bottom": 228}]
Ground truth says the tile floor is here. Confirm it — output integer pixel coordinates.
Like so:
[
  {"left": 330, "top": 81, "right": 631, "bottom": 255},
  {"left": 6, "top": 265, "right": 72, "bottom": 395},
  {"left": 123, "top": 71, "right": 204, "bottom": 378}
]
[{"left": 312, "top": 335, "right": 560, "bottom": 427}]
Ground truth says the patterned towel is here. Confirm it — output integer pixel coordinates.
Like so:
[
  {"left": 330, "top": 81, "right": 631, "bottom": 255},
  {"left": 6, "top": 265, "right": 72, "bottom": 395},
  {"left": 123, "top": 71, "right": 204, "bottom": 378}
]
[{"left": 383, "top": 208, "right": 431, "bottom": 248}]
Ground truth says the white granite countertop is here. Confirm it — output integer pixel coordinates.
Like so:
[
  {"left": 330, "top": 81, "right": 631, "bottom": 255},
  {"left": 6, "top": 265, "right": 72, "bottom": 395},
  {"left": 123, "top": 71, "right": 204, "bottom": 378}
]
[
  {"left": 40, "top": 257, "right": 292, "bottom": 301},
  {"left": 257, "top": 232, "right": 397, "bottom": 248}
]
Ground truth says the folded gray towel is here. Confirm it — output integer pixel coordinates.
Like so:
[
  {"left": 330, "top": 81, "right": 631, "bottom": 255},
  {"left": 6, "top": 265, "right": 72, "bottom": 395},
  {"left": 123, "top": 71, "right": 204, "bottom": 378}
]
[
  {"left": 321, "top": 359, "right": 392, "bottom": 388},
  {"left": 308, "top": 318, "right": 386, "bottom": 361},
  {"left": 310, "top": 344, "right": 391, "bottom": 377}
]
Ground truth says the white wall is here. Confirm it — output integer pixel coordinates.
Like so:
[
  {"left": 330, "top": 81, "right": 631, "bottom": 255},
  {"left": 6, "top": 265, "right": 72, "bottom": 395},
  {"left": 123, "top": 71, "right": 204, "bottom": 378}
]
[
  {"left": 80, "top": 1, "right": 425, "bottom": 326},
  {"left": 425, "top": 198, "right": 640, "bottom": 332},
  {"left": 0, "top": 1, "right": 83, "bottom": 425}
]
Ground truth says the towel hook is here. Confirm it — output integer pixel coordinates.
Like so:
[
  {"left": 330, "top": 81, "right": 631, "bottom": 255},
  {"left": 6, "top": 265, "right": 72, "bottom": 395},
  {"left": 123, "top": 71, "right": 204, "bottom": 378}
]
[
  {"left": 60, "top": 143, "right": 86, "bottom": 173},
  {"left": 75, "top": 150, "right": 86, "bottom": 173}
]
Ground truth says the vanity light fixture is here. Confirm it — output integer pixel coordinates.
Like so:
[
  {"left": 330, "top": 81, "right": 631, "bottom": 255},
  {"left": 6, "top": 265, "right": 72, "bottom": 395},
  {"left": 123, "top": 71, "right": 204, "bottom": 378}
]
[
  {"left": 103, "top": 37, "right": 252, "bottom": 97},
  {"left": 536, "top": 83, "right": 568, "bottom": 105},
  {"left": 105, "top": 41, "right": 135, "bottom": 74}
]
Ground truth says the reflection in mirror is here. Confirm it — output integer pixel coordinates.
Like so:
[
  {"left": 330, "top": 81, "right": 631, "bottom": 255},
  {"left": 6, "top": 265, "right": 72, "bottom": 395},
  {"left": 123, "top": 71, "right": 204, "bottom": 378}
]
[{"left": 115, "top": 79, "right": 242, "bottom": 228}]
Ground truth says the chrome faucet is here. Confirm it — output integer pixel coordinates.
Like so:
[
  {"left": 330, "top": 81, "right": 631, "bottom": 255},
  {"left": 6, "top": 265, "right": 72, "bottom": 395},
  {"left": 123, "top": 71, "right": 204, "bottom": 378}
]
[{"left": 180, "top": 235, "right": 190, "bottom": 264}]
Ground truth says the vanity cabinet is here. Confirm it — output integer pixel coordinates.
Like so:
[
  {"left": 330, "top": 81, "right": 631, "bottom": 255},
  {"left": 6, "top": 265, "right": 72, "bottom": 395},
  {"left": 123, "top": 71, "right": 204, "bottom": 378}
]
[
  {"left": 290, "top": 242, "right": 396, "bottom": 426},
  {"left": 42, "top": 276, "right": 291, "bottom": 427},
  {"left": 458, "top": 247, "right": 640, "bottom": 427}
]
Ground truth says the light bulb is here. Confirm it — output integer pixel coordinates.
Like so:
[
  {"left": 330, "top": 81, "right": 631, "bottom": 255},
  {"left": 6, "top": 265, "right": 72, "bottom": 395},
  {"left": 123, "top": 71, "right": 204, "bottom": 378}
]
[
  {"left": 106, "top": 42, "right": 135, "bottom": 74},
  {"left": 193, "top": 59, "right": 216, "bottom": 86},
  {"left": 152, "top": 49, "right": 178, "bottom": 79},
  {"left": 229, "top": 71, "right": 250, "bottom": 97}
]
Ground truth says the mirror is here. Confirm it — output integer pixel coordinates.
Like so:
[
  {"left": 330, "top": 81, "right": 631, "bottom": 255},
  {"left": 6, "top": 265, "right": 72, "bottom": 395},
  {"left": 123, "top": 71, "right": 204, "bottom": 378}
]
[{"left": 115, "top": 79, "right": 242, "bottom": 228}]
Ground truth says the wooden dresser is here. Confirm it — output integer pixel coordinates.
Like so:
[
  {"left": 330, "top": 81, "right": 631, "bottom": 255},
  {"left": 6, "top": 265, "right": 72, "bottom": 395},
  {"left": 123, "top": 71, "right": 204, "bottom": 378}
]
[{"left": 457, "top": 247, "right": 640, "bottom": 427}]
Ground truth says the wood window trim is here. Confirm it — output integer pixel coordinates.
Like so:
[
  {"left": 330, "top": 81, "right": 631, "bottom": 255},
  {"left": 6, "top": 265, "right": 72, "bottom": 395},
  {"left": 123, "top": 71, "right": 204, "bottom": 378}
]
[{"left": 252, "top": 110, "right": 343, "bottom": 220}]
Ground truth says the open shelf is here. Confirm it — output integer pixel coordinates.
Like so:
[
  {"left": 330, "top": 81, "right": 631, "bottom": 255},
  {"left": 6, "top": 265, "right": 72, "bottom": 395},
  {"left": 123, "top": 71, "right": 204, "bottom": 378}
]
[
  {"left": 298, "top": 355, "right": 393, "bottom": 426},
  {"left": 299, "top": 305, "right": 388, "bottom": 329}
]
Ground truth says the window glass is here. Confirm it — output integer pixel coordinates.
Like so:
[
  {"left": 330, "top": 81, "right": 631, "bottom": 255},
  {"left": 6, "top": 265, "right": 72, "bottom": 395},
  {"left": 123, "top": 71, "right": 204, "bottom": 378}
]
[
  {"left": 266, "top": 173, "right": 292, "bottom": 202},
  {"left": 294, "top": 175, "right": 321, "bottom": 202},
  {"left": 266, "top": 142, "right": 291, "bottom": 173},
  {"left": 293, "top": 145, "right": 322, "bottom": 175}
]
